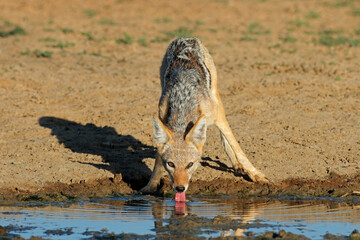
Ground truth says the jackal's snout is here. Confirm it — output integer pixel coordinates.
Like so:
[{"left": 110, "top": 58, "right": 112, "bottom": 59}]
[
  {"left": 172, "top": 167, "right": 190, "bottom": 192},
  {"left": 175, "top": 186, "right": 185, "bottom": 192}
]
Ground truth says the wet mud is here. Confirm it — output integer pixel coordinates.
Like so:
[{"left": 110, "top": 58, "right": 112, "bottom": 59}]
[{"left": 1, "top": 173, "right": 359, "bottom": 202}]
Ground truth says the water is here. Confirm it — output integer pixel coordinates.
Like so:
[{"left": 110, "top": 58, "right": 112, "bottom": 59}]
[{"left": 0, "top": 196, "right": 359, "bottom": 239}]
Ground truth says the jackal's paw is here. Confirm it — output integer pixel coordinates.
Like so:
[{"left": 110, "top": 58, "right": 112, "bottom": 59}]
[
  {"left": 140, "top": 183, "right": 158, "bottom": 194},
  {"left": 250, "top": 170, "right": 269, "bottom": 184},
  {"left": 234, "top": 166, "right": 269, "bottom": 184}
]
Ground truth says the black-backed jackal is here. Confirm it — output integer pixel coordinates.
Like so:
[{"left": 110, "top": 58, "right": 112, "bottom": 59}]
[{"left": 141, "top": 38, "right": 268, "bottom": 197}]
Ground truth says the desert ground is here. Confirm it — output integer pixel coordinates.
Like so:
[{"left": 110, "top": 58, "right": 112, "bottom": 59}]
[{"left": 0, "top": 0, "right": 359, "bottom": 200}]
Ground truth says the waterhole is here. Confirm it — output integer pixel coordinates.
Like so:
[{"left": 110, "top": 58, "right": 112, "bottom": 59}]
[{"left": 1, "top": 196, "right": 359, "bottom": 239}]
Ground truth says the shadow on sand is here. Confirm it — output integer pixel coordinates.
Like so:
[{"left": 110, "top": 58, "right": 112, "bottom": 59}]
[
  {"left": 38, "top": 116, "right": 155, "bottom": 189},
  {"left": 201, "top": 156, "right": 253, "bottom": 181}
]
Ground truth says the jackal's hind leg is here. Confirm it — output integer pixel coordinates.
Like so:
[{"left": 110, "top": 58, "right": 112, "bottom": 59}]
[
  {"left": 216, "top": 112, "right": 268, "bottom": 183},
  {"left": 140, "top": 154, "right": 164, "bottom": 193}
]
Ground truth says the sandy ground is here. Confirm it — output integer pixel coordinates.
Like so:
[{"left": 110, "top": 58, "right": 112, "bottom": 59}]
[{"left": 0, "top": 0, "right": 359, "bottom": 200}]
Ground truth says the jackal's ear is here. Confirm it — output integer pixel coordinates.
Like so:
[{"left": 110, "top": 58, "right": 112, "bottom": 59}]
[
  {"left": 185, "top": 115, "right": 207, "bottom": 151},
  {"left": 153, "top": 115, "right": 173, "bottom": 148}
]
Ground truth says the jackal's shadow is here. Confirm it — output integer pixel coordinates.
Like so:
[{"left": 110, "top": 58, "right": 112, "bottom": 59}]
[
  {"left": 201, "top": 157, "right": 252, "bottom": 181},
  {"left": 38, "top": 116, "right": 155, "bottom": 189}
]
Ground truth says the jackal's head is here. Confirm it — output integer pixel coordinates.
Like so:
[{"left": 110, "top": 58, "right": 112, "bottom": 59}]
[{"left": 153, "top": 115, "right": 206, "bottom": 193}]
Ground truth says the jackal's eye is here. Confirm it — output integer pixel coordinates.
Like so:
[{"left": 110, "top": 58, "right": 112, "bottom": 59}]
[
  {"left": 167, "top": 161, "right": 175, "bottom": 168},
  {"left": 186, "top": 162, "right": 194, "bottom": 169}
]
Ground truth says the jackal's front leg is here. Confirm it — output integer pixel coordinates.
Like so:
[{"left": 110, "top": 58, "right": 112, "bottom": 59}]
[
  {"left": 216, "top": 110, "right": 268, "bottom": 183},
  {"left": 140, "top": 153, "right": 164, "bottom": 193}
]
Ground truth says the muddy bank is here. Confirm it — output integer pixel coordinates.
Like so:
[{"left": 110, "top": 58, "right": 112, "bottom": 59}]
[
  {"left": 1, "top": 173, "right": 359, "bottom": 202},
  {"left": 2, "top": 226, "right": 359, "bottom": 240}
]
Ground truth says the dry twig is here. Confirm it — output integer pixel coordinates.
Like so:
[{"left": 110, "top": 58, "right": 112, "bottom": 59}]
[{"left": 341, "top": 191, "right": 360, "bottom": 197}]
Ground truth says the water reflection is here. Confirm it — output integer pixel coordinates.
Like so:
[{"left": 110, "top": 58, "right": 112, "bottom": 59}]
[{"left": 0, "top": 196, "right": 359, "bottom": 239}]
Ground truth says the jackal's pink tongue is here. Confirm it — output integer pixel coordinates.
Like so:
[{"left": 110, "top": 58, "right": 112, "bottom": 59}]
[{"left": 175, "top": 192, "right": 186, "bottom": 202}]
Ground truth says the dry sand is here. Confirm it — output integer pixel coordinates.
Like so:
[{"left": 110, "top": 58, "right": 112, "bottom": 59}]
[{"left": 0, "top": 0, "right": 359, "bottom": 200}]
